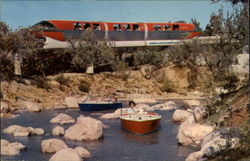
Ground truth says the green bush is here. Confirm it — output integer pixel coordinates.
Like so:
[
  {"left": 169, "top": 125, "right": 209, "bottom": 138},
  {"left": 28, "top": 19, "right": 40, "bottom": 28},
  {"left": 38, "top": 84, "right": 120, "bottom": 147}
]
[{"left": 78, "top": 80, "right": 90, "bottom": 93}]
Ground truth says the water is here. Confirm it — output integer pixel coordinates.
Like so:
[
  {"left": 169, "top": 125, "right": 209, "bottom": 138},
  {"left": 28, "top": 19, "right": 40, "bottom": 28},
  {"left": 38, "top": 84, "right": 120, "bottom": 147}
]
[{"left": 1, "top": 106, "right": 197, "bottom": 161}]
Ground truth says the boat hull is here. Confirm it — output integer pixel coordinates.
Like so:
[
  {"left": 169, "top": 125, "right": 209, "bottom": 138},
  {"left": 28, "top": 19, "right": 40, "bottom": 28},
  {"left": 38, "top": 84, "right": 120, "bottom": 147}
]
[
  {"left": 79, "top": 102, "right": 123, "bottom": 111},
  {"left": 120, "top": 113, "right": 161, "bottom": 135}
]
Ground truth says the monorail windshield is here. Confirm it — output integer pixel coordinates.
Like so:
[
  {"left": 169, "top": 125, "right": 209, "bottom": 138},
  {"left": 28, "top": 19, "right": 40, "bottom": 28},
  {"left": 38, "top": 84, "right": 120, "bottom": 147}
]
[{"left": 32, "top": 21, "right": 56, "bottom": 29}]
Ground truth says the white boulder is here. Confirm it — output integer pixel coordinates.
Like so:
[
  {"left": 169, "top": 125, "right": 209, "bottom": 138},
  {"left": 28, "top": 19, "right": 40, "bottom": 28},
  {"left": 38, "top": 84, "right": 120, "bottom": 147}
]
[
  {"left": 28, "top": 127, "right": 45, "bottom": 135},
  {"left": 185, "top": 151, "right": 203, "bottom": 161},
  {"left": 1, "top": 139, "right": 26, "bottom": 156},
  {"left": 177, "top": 116, "right": 214, "bottom": 145},
  {"left": 161, "top": 101, "right": 178, "bottom": 110},
  {"left": 99, "top": 109, "right": 121, "bottom": 119},
  {"left": 41, "top": 139, "right": 68, "bottom": 153},
  {"left": 200, "top": 130, "right": 240, "bottom": 157},
  {"left": 0, "top": 101, "right": 10, "bottom": 113},
  {"left": 52, "top": 126, "right": 65, "bottom": 136},
  {"left": 50, "top": 113, "right": 75, "bottom": 124},
  {"left": 193, "top": 106, "right": 209, "bottom": 122},
  {"left": 182, "top": 100, "right": 201, "bottom": 109},
  {"left": 49, "top": 148, "right": 83, "bottom": 161},
  {"left": 65, "top": 97, "right": 84, "bottom": 109},
  {"left": 172, "top": 109, "right": 193, "bottom": 123},
  {"left": 23, "top": 101, "right": 42, "bottom": 112},
  {"left": 74, "top": 146, "right": 92, "bottom": 158},
  {"left": 3, "top": 125, "right": 44, "bottom": 136},
  {"left": 64, "top": 115, "right": 103, "bottom": 141}
]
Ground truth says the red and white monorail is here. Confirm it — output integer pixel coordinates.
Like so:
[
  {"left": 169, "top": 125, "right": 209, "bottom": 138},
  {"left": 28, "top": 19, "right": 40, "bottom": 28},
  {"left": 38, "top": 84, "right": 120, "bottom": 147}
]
[{"left": 33, "top": 20, "right": 201, "bottom": 48}]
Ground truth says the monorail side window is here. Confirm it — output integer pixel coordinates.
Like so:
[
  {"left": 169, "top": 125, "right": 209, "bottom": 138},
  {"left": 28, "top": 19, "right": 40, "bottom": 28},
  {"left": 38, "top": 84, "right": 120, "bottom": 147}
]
[
  {"left": 154, "top": 25, "right": 161, "bottom": 31},
  {"left": 83, "top": 23, "right": 91, "bottom": 30},
  {"left": 133, "top": 24, "right": 140, "bottom": 31},
  {"left": 123, "top": 24, "right": 131, "bottom": 31},
  {"left": 163, "top": 25, "right": 171, "bottom": 31},
  {"left": 93, "top": 24, "right": 101, "bottom": 30},
  {"left": 113, "top": 24, "right": 121, "bottom": 31},
  {"left": 173, "top": 25, "right": 179, "bottom": 31},
  {"left": 74, "top": 22, "right": 82, "bottom": 30}
]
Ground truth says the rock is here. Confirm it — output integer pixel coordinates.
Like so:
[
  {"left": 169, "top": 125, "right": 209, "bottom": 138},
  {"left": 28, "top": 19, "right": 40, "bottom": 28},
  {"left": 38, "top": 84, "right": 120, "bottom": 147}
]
[
  {"left": 185, "top": 129, "right": 241, "bottom": 161},
  {"left": 134, "top": 103, "right": 150, "bottom": 110},
  {"left": 50, "top": 113, "right": 75, "bottom": 124},
  {"left": 0, "top": 101, "right": 10, "bottom": 113},
  {"left": 13, "top": 127, "right": 30, "bottom": 137},
  {"left": 52, "top": 126, "right": 65, "bottom": 136},
  {"left": 200, "top": 130, "right": 240, "bottom": 158},
  {"left": 64, "top": 115, "right": 103, "bottom": 141},
  {"left": 177, "top": 116, "right": 214, "bottom": 145},
  {"left": 41, "top": 139, "right": 68, "bottom": 153},
  {"left": 0, "top": 113, "right": 19, "bottom": 118},
  {"left": 172, "top": 109, "right": 193, "bottom": 123},
  {"left": 150, "top": 104, "right": 163, "bottom": 110},
  {"left": 185, "top": 151, "right": 203, "bottom": 161},
  {"left": 53, "top": 105, "right": 67, "bottom": 110},
  {"left": 193, "top": 106, "right": 209, "bottom": 122},
  {"left": 161, "top": 101, "right": 178, "bottom": 110},
  {"left": 3, "top": 125, "right": 44, "bottom": 136},
  {"left": 23, "top": 79, "right": 32, "bottom": 85},
  {"left": 140, "top": 65, "right": 155, "bottom": 79},
  {"left": 28, "top": 127, "right": 45, "bottom": 135},
  {"left": 65, "top": 97, "right": 83, "bottom": 109},
  {"left": 1, "top": 140, "right": 26, "bottom": 156},
  {"left": 182, "top": 100, "right": 201, "bottom": 109},
  {"left": 1, "top": 139, "right": 10, "bottom": 146},
  {"left": 99, "top": 109, "right": 121, "bottom": 119},
  {"left": 3, "top": 125, "right": 29, "bottom": 135},
  {"left": 49, "top": 148, "right": 83, "bottom": 161},
  {"left": 232, "top": 53, "right": 249, "bottom": 75},
  {"left": 48, "top": 80, "right": 60, "bottom": 88},
  {"left": 74, "top": 146, "right": 92, "bottom": 158},
  {"left": 23, "top": 101, "right": 42, "bottom": 112}
]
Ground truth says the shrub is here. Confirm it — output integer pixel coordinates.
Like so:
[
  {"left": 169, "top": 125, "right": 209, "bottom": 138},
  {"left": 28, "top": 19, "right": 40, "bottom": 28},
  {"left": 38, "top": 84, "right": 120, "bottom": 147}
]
[
  {"left": 134, "top": 49, "right": 165, "bottom": 66},
  {"left": 116, "top": 71, "right": 129, "bottom": 81},
  {"left": 161, "top": 77, "right": 177, "bottom": 93},
  {"left": 69, "top": 30, "right": 115, "bottom": 71},
  {"left": 221, "top": 73, "right": 240, "bottom": 92},
  {"left": 78, "top": 80, "right": 90, "bottom": 93},
  {"left": 187, "top": 69, "right": 199, "bottom": 89},
  {"left": 55, "top": 74, "right": 70, "bottom": 86},
  {"left": 32, "top": 76, "right": 50, "bottom": 89}
]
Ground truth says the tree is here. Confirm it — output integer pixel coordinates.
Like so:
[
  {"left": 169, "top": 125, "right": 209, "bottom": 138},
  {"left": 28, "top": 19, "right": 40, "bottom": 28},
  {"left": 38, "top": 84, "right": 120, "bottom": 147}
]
[
  {"left": 68, "top": 30, "right": 115, "bottom": 72},
  {"left": 211, "top": 0, "right": 249, "bottom": 5},
  {"left": 0, "top": 22, "right": 40, "bottom": 79},
  {"left": 203, "top": 5, "right": 249, "bottom": 47},
  {"left": 191, "top": 18, "right": 202, "bottom": 32}
]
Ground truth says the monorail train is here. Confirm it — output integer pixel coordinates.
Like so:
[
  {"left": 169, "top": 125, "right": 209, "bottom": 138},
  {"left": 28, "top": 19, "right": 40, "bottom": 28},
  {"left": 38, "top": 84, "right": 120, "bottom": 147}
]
[{"left": 32, "top": 20, "right": 201, "bottom": 48}]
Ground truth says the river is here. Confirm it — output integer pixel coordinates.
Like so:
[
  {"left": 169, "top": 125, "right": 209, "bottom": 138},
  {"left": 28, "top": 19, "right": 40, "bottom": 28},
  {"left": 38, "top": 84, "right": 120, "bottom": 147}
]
[{"left": 1, "top": 103, "right": 198, "bottom": 161}]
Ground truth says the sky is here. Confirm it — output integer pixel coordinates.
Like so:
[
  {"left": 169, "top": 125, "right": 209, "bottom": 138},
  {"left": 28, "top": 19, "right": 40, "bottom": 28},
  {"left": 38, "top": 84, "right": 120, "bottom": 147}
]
[{"left": 0, "top": 0, "right": 236, "bottom": 30}]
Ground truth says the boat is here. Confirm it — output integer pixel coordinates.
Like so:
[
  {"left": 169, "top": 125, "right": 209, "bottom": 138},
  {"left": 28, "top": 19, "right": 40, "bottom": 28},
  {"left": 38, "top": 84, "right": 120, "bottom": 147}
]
[
  {"left": 120, "top": 112, "right": 161, "bottom": 135},
  {"left": 78, "top": 101, "right": 123, "bottom": 111}
]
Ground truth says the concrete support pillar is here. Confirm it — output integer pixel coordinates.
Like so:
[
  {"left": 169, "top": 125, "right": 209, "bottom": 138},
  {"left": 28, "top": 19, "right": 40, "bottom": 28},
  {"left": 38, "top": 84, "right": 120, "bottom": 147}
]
[
  {"left": 14, "top": 53, "right": 22, "bottom": 75},
  {"left": 86, "top": 64, "right": 94, "bottom": 74}
]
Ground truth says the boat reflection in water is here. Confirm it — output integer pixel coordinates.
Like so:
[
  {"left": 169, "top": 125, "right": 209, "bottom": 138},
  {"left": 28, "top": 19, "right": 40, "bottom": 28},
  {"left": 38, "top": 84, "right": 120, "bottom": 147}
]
[{"left": 120, "top": 129, "right": 160, "bottom": 145}]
